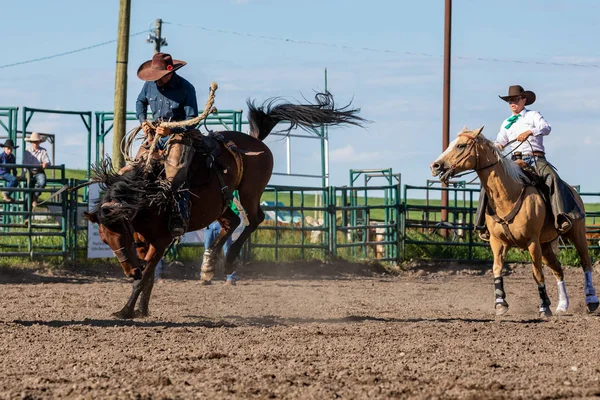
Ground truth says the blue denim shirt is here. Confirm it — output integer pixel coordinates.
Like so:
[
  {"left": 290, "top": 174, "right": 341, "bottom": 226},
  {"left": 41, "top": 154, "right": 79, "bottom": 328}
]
[
  {"left": 0, "top": 151, "right": 16, "bottom": 175},
  {"left": 135, "top": 73, "right": 199, "bottom": 130}
]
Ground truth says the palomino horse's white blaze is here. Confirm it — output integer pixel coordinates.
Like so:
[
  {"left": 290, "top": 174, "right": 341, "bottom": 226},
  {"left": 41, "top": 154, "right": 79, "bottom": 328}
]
[{"left": 438, "top": 137, "right": 460, "bottom": 159}]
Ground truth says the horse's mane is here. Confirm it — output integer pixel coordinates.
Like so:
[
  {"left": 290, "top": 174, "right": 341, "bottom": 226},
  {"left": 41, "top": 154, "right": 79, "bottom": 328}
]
[
  {"left": 479, "top": 134, "right": 527, "bottom": 184},
  {"left": 90, "top": 159, "right": 170, "bottom": 226}
]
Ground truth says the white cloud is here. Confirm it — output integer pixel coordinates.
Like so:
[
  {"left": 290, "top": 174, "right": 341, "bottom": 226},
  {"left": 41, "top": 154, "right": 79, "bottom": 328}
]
[{"left": 329, "top": 144, "right": 381, "bottom": 163}]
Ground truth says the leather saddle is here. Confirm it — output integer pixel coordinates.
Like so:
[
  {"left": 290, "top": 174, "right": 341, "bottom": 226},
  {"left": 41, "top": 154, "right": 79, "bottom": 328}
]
[
  {"left": 187, "top": 132, "right": 223, "bottom": 188},
  {"left": 512, "top": 158, "right": 551, "bottom": 207}
]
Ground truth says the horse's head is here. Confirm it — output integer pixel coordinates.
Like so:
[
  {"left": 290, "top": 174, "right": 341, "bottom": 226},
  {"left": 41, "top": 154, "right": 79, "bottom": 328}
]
[
  {"left": 84, "top": 200, "right": 142, "bottom": 280},
  {"left": 430, "top": 126, "right": 485, "bottom": 184}
]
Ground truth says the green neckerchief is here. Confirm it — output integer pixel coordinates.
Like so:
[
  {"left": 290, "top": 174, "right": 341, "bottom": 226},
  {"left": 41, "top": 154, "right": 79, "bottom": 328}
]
[{"left": 504, "top": 113, "right": 521, "bottom": 129}]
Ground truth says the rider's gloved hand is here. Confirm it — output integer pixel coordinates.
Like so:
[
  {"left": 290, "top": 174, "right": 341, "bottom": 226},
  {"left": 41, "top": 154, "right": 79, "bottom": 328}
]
[
  {"left": 156, "top": 126, "right": 171, "bottom": 137},
  {"left": 141, "top": 121, "right": 154, "bottom": 136}
]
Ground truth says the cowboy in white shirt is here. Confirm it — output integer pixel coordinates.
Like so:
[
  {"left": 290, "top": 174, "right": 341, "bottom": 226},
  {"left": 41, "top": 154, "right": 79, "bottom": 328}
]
[
  {"left": 476, "top": 85, "right": 584, "bottom": 241},
  {"left": 23, "top": 132, "right": 51, "bottom": 208}
]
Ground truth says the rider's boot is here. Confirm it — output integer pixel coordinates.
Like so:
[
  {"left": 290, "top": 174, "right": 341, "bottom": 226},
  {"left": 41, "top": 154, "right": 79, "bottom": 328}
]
[
  {"left": 169, "top": 191, "right": 190, "bottom": 237},
  {"left": 557, "top": 215, "right": 573, "bottom": 234},
  {"left": 169, "top": 210, "right": 186, "bottom": 237},
  {"left": 478, "top": 226, "right": 491, "bottom": 242}
]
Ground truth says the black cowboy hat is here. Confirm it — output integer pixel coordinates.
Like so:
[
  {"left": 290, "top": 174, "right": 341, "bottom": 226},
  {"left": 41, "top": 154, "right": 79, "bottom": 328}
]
[
  {"left": 137, "top": 52, "right": 186, "bottom": 82},
  {"left": 499, "top": 85, "right": 536, "bottom": 106},
  {"left": 1, "top": 139, "right": 18, "bottom": 149}
]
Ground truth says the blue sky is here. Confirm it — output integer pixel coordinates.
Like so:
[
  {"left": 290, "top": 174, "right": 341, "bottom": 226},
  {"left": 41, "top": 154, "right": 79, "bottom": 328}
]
[{"left": 2, "top": 0, "right": 600, "bottom": 192}]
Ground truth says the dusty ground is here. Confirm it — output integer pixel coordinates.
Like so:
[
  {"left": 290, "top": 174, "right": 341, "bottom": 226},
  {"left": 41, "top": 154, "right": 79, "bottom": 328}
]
[{"left": 2, "top": 261, "right": 600, "bottom": 399}]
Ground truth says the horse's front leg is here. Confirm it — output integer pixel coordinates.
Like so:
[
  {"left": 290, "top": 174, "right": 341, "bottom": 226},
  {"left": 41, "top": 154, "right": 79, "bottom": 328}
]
[
  {"left": 136, "top": 244, "right": 165, "bottom": 317},
  {"left": 528, "top": 240, "right": 552, "bottom": 317},
  {"left": 490, "top": 237, "right": 509, "bottom": 315},
  {"left": 113, "top": 277, "right": 144, "bottom": 319}
]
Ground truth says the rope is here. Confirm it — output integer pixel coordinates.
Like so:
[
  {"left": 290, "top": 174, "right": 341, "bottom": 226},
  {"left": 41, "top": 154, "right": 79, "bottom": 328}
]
[
  {"left": 161, "top": 81, "right": 218, "bottom": 129},
  {"left": 143, "top": 81, "right": 219, "bottom": 172},
  {"left": 121, "top": 125, "right": 144, "bottom": 165},
  {"left": 144, "top": 122, "right": 161, "bottom": 172}
]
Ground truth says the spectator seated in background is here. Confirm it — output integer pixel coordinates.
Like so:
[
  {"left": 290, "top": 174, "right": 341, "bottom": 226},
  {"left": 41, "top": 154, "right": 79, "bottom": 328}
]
[
  {"left": 0, "top": 139, "right": 18, "bottom": 203},
  {"left": 23, "top": 132, "right": 51, "bottom": 208}
]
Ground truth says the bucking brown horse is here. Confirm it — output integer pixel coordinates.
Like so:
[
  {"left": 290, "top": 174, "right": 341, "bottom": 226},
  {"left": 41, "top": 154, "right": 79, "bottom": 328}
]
[
  {"left": 430, "top": 127, "right": 599, "bottom": 317},
  {"left": 84, "top": 93, "right": 364, "bottom": 319}
]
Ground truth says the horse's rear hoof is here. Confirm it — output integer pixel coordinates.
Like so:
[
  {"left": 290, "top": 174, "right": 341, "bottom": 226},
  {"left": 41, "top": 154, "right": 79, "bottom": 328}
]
[
  {"left": 134, "top": 309, "right": 150, "bottom": 318},
  {"left": 112, "top": 309, "right": 134, "bottom": 319},
  {"left": 495, "top": 305, "right": 509, "bottom": 316},
  {"left": 586, "top": 302, "right": 599, "bottom": 313},
  {"left": 539, "top": 308, "right": 553, "bottom": 318},
  {"left": 201, "top": 270, "right": 215, "bottom": 283},
  {"left": 200, "top": 279, "right": 212, "bottom": 286}
]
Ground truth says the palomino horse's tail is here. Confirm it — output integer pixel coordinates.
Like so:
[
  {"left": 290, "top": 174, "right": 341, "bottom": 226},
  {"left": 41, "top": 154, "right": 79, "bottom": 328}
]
[{"left": 246, "top": 92, "right": 366, "bottom": 141}]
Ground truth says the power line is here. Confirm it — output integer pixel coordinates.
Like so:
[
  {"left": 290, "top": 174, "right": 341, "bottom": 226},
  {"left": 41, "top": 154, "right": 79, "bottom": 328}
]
[
  {"left": 164, "top": 21, "right": 600, "bottom": 69},
  {"left": 0, "top": 30, "right": 149, "bottom": 69}
]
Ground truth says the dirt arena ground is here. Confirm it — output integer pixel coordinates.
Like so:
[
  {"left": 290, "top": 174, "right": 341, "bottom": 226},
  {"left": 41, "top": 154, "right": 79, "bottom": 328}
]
[{"left": 2, "top": 261, "right": 600, "bottom": 399}]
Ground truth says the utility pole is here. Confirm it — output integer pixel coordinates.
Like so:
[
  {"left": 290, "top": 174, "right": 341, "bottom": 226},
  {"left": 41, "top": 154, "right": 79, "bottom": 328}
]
[
  {"left": 441, "top": 0, "right": 452, "bottom": 236},
  {"left": 112, "top": 0, "right": 131, "bottom": 170},
  {"left": 147, "top": 18, "right": 168, "bottom": 54}
]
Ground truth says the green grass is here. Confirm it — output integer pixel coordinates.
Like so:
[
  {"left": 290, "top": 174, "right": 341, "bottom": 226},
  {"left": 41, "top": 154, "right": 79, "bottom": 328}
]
[{"left": 65, "top": 168, "right": 88, "bottom": 181}]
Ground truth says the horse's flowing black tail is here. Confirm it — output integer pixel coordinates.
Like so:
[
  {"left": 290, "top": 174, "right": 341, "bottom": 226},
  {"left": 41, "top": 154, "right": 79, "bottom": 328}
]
[{"left": 246, "top": 92, "right": 366, "bottom": 141}]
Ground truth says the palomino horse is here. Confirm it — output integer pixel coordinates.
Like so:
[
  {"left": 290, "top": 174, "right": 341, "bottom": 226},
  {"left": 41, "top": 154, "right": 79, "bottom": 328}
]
[
  {"left": 430, "top": 127, "right": 599, "bottom": 317},
  {"left": 84, "top": 93, "right": 364, "bottom": 319}
]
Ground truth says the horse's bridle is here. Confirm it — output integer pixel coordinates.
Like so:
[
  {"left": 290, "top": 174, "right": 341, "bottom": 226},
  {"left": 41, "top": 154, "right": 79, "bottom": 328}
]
[
  {"left": 100, "top": 201, "right": 136, "bottom": 263},
  {"left": 450, "top": 133, "right": 508, "bottom": 179}
]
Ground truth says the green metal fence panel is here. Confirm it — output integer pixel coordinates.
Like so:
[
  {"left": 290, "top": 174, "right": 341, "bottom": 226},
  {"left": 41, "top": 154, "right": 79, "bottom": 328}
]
[
  {"left": 248, "top": 185, "right": 330, "bottom": 262},
  {"left": 21, "top": 108, "right": 92, "bottom": 179},
  {"left": 0, "top": 165, "right": 69, "bottom": 259},
  {"left": 0, "top": 107, "right": 18, "bottom": 142},
  {"left": 401, "top": 183, "right": 483, "bottom": 262},
  {"left": 330, "top": 183, "right": 401, "bottom": 263}
]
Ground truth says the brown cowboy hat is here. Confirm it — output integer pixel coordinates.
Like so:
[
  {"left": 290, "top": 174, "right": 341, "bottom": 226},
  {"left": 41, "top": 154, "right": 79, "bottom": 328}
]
[
  {"left": 137, "top": 52, "right": 186, "bottom": 82},
  {"left": 24, "top": 132, "right": 47, "bottom": 143},
  {"left": 499, "top": 85, "right": 536, "bottom": 106},
  {"left": 1, "top": 139, "right": 18, "bottom": 149}
]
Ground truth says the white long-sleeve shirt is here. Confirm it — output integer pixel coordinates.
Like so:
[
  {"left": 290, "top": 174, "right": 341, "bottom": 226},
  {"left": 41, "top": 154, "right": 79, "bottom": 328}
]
[{"left": 495, "top": 108, "right": 551, "bottom": 154}]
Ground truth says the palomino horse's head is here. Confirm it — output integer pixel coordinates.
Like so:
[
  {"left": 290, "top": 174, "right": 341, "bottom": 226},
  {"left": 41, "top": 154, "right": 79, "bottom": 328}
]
[
  {"left": 84, "top": 201, "right": 142, "bottom": 280},
  {"left": 430, "top": 126, "right": 485, "bottom": 184}
]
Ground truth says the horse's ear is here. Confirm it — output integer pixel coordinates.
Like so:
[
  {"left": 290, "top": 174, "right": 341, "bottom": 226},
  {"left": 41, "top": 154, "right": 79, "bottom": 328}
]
[
  {"left": 83, "top": 211, "right": 98, "bottom": 223},
  {"left": 473, "top": 126, "right": 485, "bottom": 137}
]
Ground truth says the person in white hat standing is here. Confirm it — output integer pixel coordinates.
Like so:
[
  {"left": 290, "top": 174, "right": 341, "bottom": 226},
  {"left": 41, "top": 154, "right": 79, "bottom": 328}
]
[{"left": 23, "top": 132, "right": 51, "bottom": 208}]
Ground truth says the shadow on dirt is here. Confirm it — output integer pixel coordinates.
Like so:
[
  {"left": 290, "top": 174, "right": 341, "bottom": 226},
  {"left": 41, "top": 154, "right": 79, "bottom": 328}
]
[
  {"left": 8, "top": 318, "right": 237, "bottom": 329},
  {"left": 6, "top": 314, "right": 550, "bottom": 329}
]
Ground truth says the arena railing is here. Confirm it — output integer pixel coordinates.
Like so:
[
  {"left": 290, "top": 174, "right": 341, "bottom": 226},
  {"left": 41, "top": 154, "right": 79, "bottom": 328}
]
[{"left": 0, "top": 164, "right": 69, "bottom": 258}]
